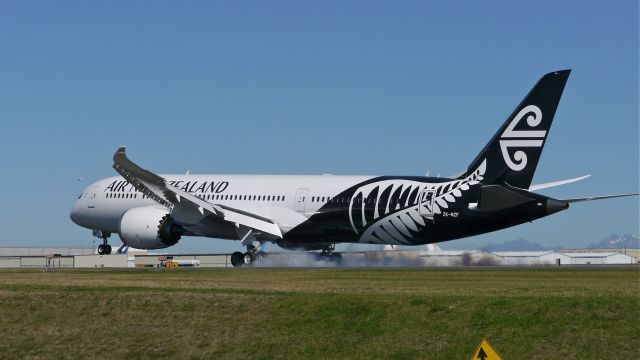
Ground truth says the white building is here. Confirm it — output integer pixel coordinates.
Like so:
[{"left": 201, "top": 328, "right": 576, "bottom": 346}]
[
  {"left": 419, "top": 250, "right": 498, "bottom": 266},
  {"left": 493, "top": 251, "right": 572, "bottom": 265},
  {"left": 562, "top": 252, "right": 636, "bottom": 265}
]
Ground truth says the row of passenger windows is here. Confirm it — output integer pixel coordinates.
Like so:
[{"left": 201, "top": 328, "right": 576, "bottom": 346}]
[
  {"left": 106, "top": 192, "right": 286, "bottom": 202},
  {"left": 105, "top": 193, "right": 372, "bottom": 205},
  {"left": 194, "top": 194, "right": 286, "bottom": 202},
  {"left": 310, "top": 196, "right": 374, "bottom": 204},
  {"left": 106, "top": 193, "right": 138, "bottom": 199}
]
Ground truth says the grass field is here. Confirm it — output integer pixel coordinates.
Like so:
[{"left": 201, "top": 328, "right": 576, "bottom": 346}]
[{"left": 0, "top": 267, "right": 638, "bottom": 359}]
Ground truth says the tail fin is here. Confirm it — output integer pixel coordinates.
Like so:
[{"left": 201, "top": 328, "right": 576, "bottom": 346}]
[{"left": 464, "top": 70, "right": 571, "bottom": 189}]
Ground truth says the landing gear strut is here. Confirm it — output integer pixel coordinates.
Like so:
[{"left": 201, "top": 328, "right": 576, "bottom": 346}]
[
  {"left": 317, "top": 244, "right": 342, "bottom": 263},
  {"left": 93, "top": 230, "right": 112, "bottom": 255},
  {"left": 231, "top": 242, "right": 265, "bottom": 267}
]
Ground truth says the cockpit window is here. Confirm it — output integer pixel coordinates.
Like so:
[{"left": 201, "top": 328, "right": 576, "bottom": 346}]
[{"left": 78, "top": 193, "right": 82, "bottom": 199}]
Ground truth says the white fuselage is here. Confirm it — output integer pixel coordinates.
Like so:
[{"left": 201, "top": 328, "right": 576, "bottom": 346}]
[{"left": 71, "top": 174, "right": 374, "bottom": 240}]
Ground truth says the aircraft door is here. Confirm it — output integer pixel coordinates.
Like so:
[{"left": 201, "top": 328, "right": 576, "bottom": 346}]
[
  {"left": 87, "top": 186, "right": 99, "bottom": 210},
  {"left": 294, "top": 188, "right": 308, "bottom": 213},
  {"left": 418, "top": 189, "right": 435, "bottom": 217}
]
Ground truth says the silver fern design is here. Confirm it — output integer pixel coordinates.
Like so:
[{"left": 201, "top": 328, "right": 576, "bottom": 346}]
[{"left": 348, "top": 160, "right": 486, "bottom": 244}]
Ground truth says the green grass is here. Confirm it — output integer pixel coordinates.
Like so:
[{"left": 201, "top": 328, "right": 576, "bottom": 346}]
[{"left": 0, "top": 268, "right": 638, "bottom": 359}]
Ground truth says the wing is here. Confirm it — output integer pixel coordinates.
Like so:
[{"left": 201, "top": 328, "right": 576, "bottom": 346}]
[
  {"left": 562, "top": 193, "right": 638, "bottom": 203},
  {"left": 112, "top": 147, "right": 283, "bottom": 239},
  {"left": 528, "top": 175, "right": 590, "bottom": 191}
]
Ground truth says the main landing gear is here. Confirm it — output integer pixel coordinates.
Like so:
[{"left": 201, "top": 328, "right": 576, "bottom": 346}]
[
  {"left": 93, "top": 230, "right": 112, "bottom": 255},
  {"left": 315, "top": 244, "right": 342, "bottom": 263},
  {"left": 231, "top": 243, "right": 265, "bottom": 267}
]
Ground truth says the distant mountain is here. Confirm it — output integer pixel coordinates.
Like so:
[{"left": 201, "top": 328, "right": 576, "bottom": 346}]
[
  {"left": 482, "top": 238, "right": 549, "bottom": 252},
  {"left": 587, "top": 234, "right": 639, "bottom": 249}
]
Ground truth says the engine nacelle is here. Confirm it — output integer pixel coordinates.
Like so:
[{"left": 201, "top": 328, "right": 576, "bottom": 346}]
[{"left": 119, "top": 207, "right": 184, "bottom": 249}]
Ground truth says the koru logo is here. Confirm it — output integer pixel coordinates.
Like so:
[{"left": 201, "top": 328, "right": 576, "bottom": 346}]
[{"left": 499, "top": 105, "right": 545, "bottom": 171}]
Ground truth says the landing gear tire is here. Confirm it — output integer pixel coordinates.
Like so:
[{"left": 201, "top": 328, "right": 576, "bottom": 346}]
[
  {"left": 97, "top": 244, "right": 112, "bottom": 255},
  {"left": 329, "top": 253, "right": 342, "bottom": 264},
  {"left": 243, "top": 252, "right": 255, "bottom": 266},
  {"left": 231, "top": 252, "right": 244, "bottom": 267},
  {"left": 94, "top": 231, "right": 112, "bottom": 255}
]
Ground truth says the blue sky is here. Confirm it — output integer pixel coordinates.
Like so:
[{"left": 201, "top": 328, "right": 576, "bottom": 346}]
[{"left": 0, "top": 1, "right": 637, "bottom": 252}]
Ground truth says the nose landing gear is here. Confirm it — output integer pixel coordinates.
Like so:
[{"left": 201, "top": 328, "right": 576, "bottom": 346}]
[
  {"left": 93, "top": 230, "right": 112, "bottom": 255},
  {"left": 97, "top": 243, "right": 112, "bottom": 255}
]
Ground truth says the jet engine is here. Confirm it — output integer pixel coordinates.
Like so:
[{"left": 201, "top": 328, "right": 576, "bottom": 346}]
[{"left": 119, "top": 207, "right": 184, "bottom": 249}]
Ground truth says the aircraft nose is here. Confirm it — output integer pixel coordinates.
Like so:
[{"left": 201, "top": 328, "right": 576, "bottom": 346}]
[{"left": 70, "top": 200, "right": 82, "bottom": 225}]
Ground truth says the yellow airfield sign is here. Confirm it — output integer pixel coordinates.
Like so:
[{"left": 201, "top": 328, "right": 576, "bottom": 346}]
[{"left": 470, "top": 338, "right": 503, "bottom": 360}]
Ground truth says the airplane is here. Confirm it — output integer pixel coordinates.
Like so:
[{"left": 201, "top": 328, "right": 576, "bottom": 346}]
[{"left": 70, "top": 69, "right": 638, "bottom": 267}]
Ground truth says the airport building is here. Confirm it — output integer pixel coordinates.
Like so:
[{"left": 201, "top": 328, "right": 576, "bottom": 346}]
[
  {"left": 0, "top": 247, "right": 636, "bottom": 269},
  {"left": 492, "top": 251, "right": 572, "bottom": 265},
  {"left": 562, "top": 252, "right": 636, "bottom": 265},
  {"left": 0, "top": 247, "right": 94, "bottom": 256},
  {"left": 419, "top": 250, "right": 496, "bottom": 266}
]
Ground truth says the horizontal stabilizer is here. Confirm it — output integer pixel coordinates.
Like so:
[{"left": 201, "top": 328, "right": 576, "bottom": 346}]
[
  {"left": 563, "top": 193, "right": 638, "bottom": 203},
  {"left": 528, "top": 175, "right": 590, "bottom": 191}
]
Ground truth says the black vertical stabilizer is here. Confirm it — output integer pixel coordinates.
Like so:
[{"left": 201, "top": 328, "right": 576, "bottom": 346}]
[{"left": 463, "top": 70, "right": 571, "bottom": 189}]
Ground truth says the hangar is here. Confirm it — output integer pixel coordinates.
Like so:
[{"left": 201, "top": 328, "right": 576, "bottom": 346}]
[
  {"left": 563, "top": 252, "right": 636, "bottom": 265},
  {"left": 418, "top": 250, "right": 498, "bottom": 266},
  {"left": 493, "top": 251, "right": 572, "bottom": 265},
  {"left": 0, "top": 247, "right": 94, "bottom": 256}
]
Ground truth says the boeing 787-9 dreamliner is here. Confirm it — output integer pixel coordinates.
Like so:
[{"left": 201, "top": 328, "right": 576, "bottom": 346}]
[{"left": 70, "top": 70, "right": 638, "bottom": 266}]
